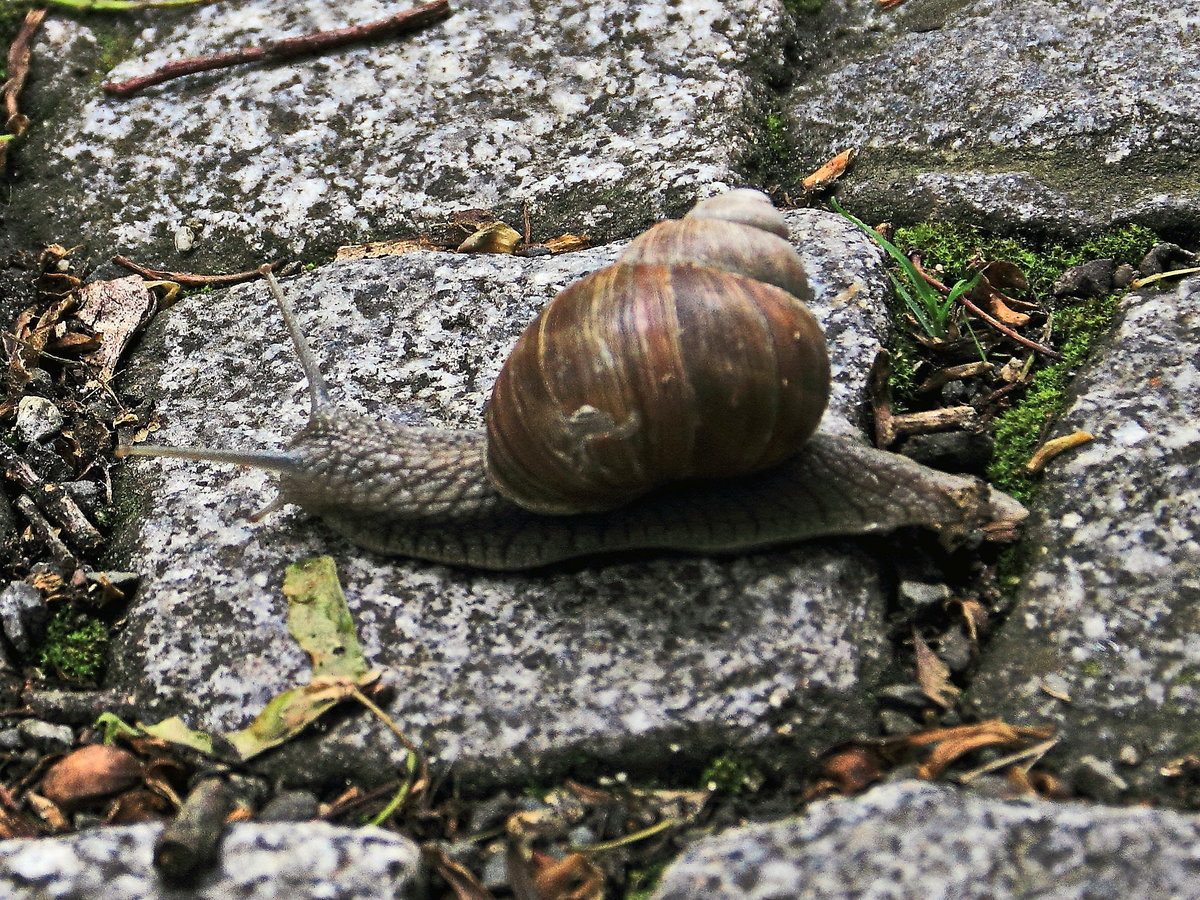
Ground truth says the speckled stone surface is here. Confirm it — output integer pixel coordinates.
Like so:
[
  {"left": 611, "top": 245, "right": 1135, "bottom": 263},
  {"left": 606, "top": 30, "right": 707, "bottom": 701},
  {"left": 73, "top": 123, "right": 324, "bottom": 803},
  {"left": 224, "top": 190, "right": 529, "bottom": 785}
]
[
  {"left": 0, "top": 822, "right": 419, "bottom": 899},
  {"left": 652, "top": 780, "right": 1200, "bottom": 899},
  {"left": 16, "top": 0, "right": 793, "bottom": 268},
  {"left": 969, "top": 276, "right": 1200, "bottom": 797},
  {"left": 111, "top": 211, "right": 896, "bottom": 786},
  {"left": 787, "top": 0, "right": 1200, "bottom": 236}
]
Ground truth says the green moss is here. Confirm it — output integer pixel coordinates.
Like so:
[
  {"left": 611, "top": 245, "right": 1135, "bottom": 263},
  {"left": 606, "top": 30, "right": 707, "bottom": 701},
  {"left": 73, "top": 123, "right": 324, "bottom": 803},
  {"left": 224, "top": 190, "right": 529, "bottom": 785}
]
[
  {"left": 627, "top": 861, "right": 670, "bottom": 900},
  {"left": 763, "top": 113, "right": 789, "bottom": 166},
  {"left": 885, "top": 221, "right": 1158, "bottom": 502},
  {"left": 783, "top": 0, "right": 825, "bottom": 13},
  {"left": 1079, "top": 659, "right": 1104, "bottom": 678},
  {"left": 39, "top": 608, "right": 110, "bottom": 682},
  {"left": 700, "top": 753, "right": 763, "bottom": 795},
  {"left": 888, "top": 330, "right": 921, "bottom": 410},
  {"left": 892, "top": 222, "right": 1156, "bottom": 297},
  {"left": 987, "top": 292, "right": 1121, "bottom": 500}
]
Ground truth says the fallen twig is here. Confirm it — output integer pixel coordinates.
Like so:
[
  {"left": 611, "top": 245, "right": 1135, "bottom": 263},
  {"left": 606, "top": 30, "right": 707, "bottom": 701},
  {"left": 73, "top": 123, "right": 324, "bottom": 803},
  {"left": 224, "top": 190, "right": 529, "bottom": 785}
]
[
  {"left": 1026, "top": 430, "right": 1093, "bottom": 473},
  {"left": 102, "top": 0, "right": 452, "bottom": 97},
  {"left": 155, "top": 774, "right": 261, "bottom": 881},
  {"left": 0, "top": 444, "right": 103, "bottom": 554},
  {"left": 111, "top": 255, "right": 279, "bottom": 287},
  {"left": 1, "top": 9, "right": 46, "bottom": 162}
]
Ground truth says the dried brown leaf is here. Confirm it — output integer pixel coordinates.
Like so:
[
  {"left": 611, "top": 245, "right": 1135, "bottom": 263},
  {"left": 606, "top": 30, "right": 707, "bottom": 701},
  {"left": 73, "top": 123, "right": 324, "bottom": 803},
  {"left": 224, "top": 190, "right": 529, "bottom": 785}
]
[
  {"left": 1026, "top": 430, "right": 1093, "bottom": 473},
  {"left": 26, "top": 792, "right": 69, "bottom": 831},
  {"left": 910, "top": 721, "right": 1035, "bottom": 779},
  {"left": 532, "top": 851, "right": 605, "bottom": 900},
  {"left": 821, "top": 745, "right": 885, "bottom": 794},
  {"left": 105, "top": 787, "right": 174, "bottom": 825},
  {"left": 334, "top": 236, "right": 442, "bottom": 260},
  {"left": 76, "top": 276, "right": 159, "bottom": 383},
  {"left": 425, "top": 845, "right": 497, "bottom": 900},
  {"left": 40, "top": 744, "right": 144, "bottom": 808},
  {"left": 954, "top": 599, "right": 989, "bottom": 642},
  {"left": 457, "top": 222, "right": 522, "bottom": 254},
  {"left": 913, "top": 630, "right": 960, "bottom": 709},
  {"left": 540, "top": 233, "right": 591, "bottom": 254},
  {"left": 802, "top": 147, "right": 858, "bottom": 191}
]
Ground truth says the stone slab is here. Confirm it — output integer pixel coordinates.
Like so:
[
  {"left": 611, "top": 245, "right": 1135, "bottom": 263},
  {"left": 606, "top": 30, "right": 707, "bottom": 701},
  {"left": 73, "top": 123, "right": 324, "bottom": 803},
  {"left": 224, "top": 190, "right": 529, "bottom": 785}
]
[
  {"left": 16, "top": 0, "right": 795, "bottom": 268},
  {"left": 653, "top": 779, "right": 1200, "bottom": 899},
  {"left": 110, "top": 211, "right": 896, "bottom": 786},
  {"left": 786, "top": 0, "right": 1200, "bottom": 237},
  {"left": 968, "top": 277, "right": 1200, "bottom": 797},
  {"left": 0, "top": 822, "right": 419, "bottom": 900}
]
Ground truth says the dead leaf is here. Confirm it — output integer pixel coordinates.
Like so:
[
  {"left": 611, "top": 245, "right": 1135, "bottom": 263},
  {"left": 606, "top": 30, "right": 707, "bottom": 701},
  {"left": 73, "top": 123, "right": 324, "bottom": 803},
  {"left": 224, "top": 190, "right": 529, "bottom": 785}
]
[
  {"left": 970, "top": 261, "right": 1032, "bottom": 327},
  {"left": 531, "top": 851, "right": 605, "bottom": 900},
  {"left": 954, "top": 599, "right": 989, "bottom": 642},
  {"left": 802, "top": 147, "right": 858, "bottom": 191},
  {"left": 105, "top": 787, "right": 174, "bottom": 825},
  {"left": 25, "top": 792, "right": 69, "bottom": 831},
  {"left": 457, "top": 222, "right": 521, "bottom": 254},
  {"left": 282, "top": 556, "right": 369, "bottom": 680},
  {"left": 75, "top": 275, "right": 159, "bottom": 383},
  {"left": 912, "top": 630, "right": 960, "bottom": 709},
  {"left": 819, "top": 745, "right": 885, "bottom": 794},
  {"left": 335, "top": 237, "right": 442, "bottom": 260},
  {"left": 539, "top": 233, "right": 591, "bottom": 254},
  {"left": 425, "top": 845, "right": 497, "bottom": 900},
  {"left": 899, "top": 721, "right": 1050, "bottom": 779},
  {"left": 40, "top": 744, "right": 144, "bottom": 809}
]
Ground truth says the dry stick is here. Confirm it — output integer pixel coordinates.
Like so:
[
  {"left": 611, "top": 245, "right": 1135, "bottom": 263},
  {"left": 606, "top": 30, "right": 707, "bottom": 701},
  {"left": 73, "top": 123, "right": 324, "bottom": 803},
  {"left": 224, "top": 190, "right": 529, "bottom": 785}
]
[
  {"left": 102, "top": 0, "right": 452, "bottom": 97},
  {"left": 910, "top": 257, "right": 1059, "bottom": 358},
  {"left": 2, "top": 9, "right": 47, "bottom": 134},
  {"left": 111, "top": 255, "right": 282, "bottom": 287}
]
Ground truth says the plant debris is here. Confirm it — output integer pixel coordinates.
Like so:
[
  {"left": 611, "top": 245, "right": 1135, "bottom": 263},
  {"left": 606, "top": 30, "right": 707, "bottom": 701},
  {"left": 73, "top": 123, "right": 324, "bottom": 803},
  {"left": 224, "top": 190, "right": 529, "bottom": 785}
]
[{"left": 0, "top": 9, "right": 44, "bottom": 170}]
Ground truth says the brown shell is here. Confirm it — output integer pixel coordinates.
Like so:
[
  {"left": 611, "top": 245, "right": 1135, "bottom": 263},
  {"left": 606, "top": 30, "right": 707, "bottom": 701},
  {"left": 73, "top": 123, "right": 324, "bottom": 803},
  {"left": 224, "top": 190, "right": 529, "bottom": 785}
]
[{"left": 485, "top": 191, "right": 830, "bottom": 514}]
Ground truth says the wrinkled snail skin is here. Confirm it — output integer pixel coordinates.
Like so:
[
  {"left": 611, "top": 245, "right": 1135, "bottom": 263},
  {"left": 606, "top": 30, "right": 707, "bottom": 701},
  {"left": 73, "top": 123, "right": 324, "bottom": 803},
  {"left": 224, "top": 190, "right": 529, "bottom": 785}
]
[
  {"left": 124, "top": 189, "right": 1027, "bottom": 569},
  {"left": 279, "top": 411, "right": 1026, "bottom": 570}
]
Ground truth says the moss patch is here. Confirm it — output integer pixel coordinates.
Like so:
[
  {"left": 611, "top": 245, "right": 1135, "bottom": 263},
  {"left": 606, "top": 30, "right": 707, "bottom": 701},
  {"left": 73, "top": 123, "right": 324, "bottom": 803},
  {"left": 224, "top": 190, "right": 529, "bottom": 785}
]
[
  {"left": 884, "top": 221, "right": 1157, "bottom": 500},
  {"left": 700, "top": 752, "right": 764, "bottom": 795},
  {"left": 39, "top": 607, "right": 110, "bottom": 682}
]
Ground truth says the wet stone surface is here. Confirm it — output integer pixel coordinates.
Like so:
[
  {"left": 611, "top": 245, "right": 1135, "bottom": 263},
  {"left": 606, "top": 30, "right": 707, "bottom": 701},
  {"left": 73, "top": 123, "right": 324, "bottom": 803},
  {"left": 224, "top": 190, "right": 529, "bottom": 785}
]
[
  {"left": 787, "top": 0, "right": 1200, "bottom": 238},
  {"left": 0, "top": 822, "right": 419, "bottom": 900},
  {"left": 15, "top": 0, "right": 795, "bottom": 268},
  {"left": 969, "top": 276, "right": 1200, "bottom": 799},
  {"left": 652, "top": 779, "right": 1200, "bottom": 899}
]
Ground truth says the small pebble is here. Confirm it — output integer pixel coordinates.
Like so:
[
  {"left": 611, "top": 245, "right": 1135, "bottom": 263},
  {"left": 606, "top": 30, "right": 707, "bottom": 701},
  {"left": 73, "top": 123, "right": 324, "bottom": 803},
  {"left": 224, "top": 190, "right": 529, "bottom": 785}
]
[
  {"left": 0, "top": 582, "right": 48, "bottom": 657},
  {"left": 15, "top": 396, "right": 64, "bottom": 444},
  {"left": 898, "top": 580, "right": 952, "bottom": 610},
  {"left": 62, "top": 482, "right": 105, "bottom": 516},
  {"left": 258, "top": 790, "right": 320, "bottom": 822},
  {"left": 174, "top": 225, "right": 196, "bottom": 253},
  {"left": 17, "top": 719, "right": 74, "bottom": 754}
]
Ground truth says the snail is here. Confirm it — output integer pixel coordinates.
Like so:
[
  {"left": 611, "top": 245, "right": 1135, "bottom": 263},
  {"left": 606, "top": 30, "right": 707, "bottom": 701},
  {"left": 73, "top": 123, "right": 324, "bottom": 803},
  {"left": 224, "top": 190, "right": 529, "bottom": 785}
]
[{"left": 118, "top": 190, "right": 1026, "bottom": 569}]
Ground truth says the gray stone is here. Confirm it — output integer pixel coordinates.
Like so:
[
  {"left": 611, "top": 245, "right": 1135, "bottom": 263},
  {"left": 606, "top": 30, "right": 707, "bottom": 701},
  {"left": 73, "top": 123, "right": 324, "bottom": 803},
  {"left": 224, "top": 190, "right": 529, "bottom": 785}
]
[
  {"left": 110, "top": 211, "right": 896, "bottom": 786},
  {"left": 786, "top": 0, "right": 1200, "bottom": 237},
  {"left": 0, "top": 582, "right": 48, "bottom": 658},
  {"left": 969, "top": 276, "right": 1200, "bottom": 797},
  {"left": 652, "top": 780, "right": 1200, "bottom": 899},
  {"left": 16, "top": 719, "right": 74, "bottom": 754},
  {"left": 0, "top": 821, "right": 419, "bottom": 900},
  {"left": 16, "top": 0, "right": 795, "bottom": 268},
  {"left": 15, "top": 396, "right": 64, "bottom": 445}
]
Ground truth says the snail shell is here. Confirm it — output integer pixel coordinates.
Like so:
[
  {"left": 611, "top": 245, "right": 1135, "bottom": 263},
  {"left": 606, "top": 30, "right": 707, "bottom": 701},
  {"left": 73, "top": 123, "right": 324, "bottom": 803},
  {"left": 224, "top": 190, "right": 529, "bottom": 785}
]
[{"left": 485, "top": 190, "right": 830, "bottom": 514}]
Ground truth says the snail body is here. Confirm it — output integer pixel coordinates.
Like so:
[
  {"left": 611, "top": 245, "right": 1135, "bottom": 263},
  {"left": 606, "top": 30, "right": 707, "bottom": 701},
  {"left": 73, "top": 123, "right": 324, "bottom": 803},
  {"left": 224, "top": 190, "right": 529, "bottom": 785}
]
[{"left": 121, "top": 190, "right": 1025, "bottom": 569}]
